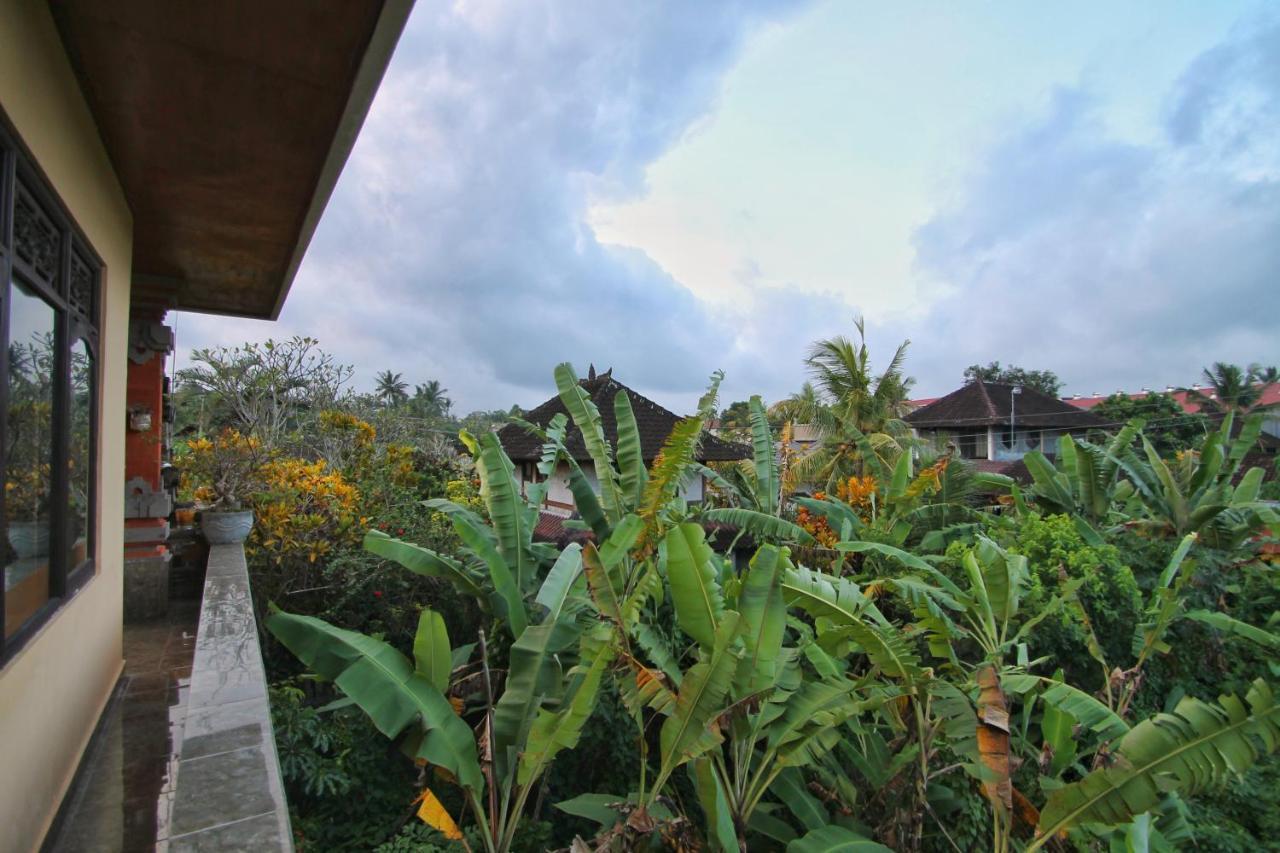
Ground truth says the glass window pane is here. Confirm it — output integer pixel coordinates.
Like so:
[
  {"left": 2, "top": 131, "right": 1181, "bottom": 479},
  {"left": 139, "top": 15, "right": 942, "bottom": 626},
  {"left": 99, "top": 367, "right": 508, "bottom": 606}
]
[
  {"left": 69, "top": 338, "right": 92, "bottom": 567},
  {"left": 5, "top": 281, "right": 57, "bottom": 638}
]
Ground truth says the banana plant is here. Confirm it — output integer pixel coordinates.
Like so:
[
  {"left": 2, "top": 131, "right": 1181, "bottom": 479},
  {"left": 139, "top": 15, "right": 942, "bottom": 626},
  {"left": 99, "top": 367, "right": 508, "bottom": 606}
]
[
  {"left": 641, "top": 527, "right": 877, "bottom": 850},
  {"left": 697, "top": 395, "right": 816, "bottom": 546},
  {"left": 364, "top": 430, "right": 562, "bottom": 641},
  {"left": 1021, "top": 418, "right": 1146, "bottom": 531},
  {"left": 267, "top": 514, "right": 645, "bottom": 853},
  {"left": 1111, "top": 413, "right": 1277, "bottom": 548}
]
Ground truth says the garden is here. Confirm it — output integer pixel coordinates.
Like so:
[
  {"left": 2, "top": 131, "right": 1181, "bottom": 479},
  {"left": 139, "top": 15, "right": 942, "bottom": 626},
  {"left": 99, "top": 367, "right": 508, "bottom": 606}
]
[{"left": 173, "top": 334, "right": 1280, "bottom": 852}]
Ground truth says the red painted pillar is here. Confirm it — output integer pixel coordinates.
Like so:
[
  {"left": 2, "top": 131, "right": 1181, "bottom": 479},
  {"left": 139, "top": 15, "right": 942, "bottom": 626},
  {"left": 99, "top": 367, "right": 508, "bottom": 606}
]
[{"left": 123, "top": 309, "right": 174, "bottom": 619}]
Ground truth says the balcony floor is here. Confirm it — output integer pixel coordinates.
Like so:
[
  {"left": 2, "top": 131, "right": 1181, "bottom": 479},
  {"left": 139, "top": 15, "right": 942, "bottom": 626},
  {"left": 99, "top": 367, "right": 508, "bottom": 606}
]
[{"left": 47, "top": 598, "right": 200, "bottom": 853}]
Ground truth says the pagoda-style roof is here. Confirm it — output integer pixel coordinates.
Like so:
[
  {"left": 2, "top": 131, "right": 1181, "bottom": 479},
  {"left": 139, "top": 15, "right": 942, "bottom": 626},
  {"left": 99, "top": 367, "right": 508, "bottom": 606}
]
[
  {"left": 497, "top": 370, "right": 749, "bottom": 463},
  {"left": 905, "top": 380, "right": 1106, "bottom": 430}
]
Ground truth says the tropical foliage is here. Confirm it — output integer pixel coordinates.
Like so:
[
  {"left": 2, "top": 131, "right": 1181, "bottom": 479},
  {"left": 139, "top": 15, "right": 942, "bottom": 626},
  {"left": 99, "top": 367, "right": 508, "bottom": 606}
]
[{"left": 167, "top": 333, "right": 1280, "bottom": 851}]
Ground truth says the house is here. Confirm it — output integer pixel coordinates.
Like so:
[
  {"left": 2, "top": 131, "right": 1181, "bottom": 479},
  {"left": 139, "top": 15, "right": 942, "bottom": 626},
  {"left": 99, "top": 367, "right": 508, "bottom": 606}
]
[
  {"left": 1066, "top": 384, "right": 1280, "bottom": 438},
  {"left": 905, "top": 379, "right": 1105, "bottom": 468},
  {"left": 0, "top": 2, "right": 409, "bottom": 848},
  {"left": 495, "top": 368, "right": 748, "bottom": 540}
]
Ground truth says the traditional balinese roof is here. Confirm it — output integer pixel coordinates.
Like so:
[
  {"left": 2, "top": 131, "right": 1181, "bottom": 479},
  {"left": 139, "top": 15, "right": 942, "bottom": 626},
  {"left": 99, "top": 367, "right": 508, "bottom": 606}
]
[
  {"left": 497, "top": 369, "right": 749, "bottom": 463},
  {"left": 905, "top": 380, "right": 1106, "bottom": 430}
]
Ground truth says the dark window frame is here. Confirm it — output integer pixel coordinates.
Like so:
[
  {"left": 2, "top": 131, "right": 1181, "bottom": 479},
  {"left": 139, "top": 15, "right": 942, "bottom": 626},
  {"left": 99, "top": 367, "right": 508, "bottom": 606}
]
[{"left": 0, "top": 109, "right": 103, "bottom": 666}]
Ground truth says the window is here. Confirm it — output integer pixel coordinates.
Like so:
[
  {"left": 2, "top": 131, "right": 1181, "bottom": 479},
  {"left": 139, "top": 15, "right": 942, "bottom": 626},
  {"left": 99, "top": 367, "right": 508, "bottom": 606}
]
[{"left": 1, "top": 114, "right": 101, "bottom": 662}]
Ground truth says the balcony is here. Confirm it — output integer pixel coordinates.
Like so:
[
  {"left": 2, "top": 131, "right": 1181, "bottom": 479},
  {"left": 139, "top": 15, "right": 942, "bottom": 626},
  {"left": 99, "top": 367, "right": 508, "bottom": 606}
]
[{"left": 46, "top": 542, "right": 291, "bottom": 851}]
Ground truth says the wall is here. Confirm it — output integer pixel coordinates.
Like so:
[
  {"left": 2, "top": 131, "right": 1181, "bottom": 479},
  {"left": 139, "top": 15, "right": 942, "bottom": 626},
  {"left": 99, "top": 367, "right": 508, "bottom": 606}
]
[
  {"left": 523, "top": 460, "right": 704, "bottom": 508},
  {"left": 0, "top": 2, "right": 133, "bottom": 849}
]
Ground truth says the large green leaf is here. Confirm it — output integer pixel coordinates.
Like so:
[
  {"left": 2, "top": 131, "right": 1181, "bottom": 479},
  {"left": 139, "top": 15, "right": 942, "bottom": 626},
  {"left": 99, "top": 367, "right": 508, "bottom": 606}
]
[
  {"left": 655, "top": 612, "right": 742, "bottom": 792},
  {"left": 555, "top": 362, "right": 625, "bottom": 520},
  {"left": 364, "top": 530, "right": 484, "bottom": 599},
  {"left": 413, "top": 609, "right": 452, "bottom": 693},
  {"left": 422, "top": 498, "right": 528, "bottom": 639},
  {"left": 1184, "top": 609, "right": 1280, "bottom": 650},
  {"left": 492, "top": 623, "right": 565, "bottom": 785},
  {"left": 738, "top": 544, "right": 788, "bottom": 691},
  {"left": 663, "top": 522, "right": 726, "bottom": 650},
  {"left": 517, "top": 636, "right": 615, "bottom": 786},
  {"left": 767, "top": 678, "right": 862, "bottom": 767},
  {"left": 615, "top": 390, "right": 648, "bottom": 508},
  {"left": 266, "top": 610, "right": 483, "bottom": 793},
  {"left": 474, "top": 431, "right": 537, "bottom": 589},
  {"left": 702, "top": 507, "right": 815, "bottom": 545},
  {"left": 787, "top": 825, "right": 892, "bottom": 852},
  {"left": 534, "top": 543, "right": 584, "bottom": 624},
  {"left": 835, "top": 540, "right": 938, "bottom": 574},
  {"left": 1003, "top": 674, "right": 1129, "bottom": 742},
  {"left": 749, "top": 395, "right": 779, "bottom": 515},
  {"left": 782, "top": 566, "right": 874, "bottom": 627},
  {"left": 690, "top": 757, "right": 739, "bottom": 852},
  {"left": 1035, "top": 679, "right": 1280, "bottom": 842}
]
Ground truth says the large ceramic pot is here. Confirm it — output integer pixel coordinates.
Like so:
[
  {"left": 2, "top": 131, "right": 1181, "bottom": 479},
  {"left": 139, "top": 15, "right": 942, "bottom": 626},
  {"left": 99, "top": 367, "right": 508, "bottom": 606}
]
[
  {"left": 8, "top": 520, "right": 50, "bottom": 559},
  {"left": 200, "top": 509, "right": 255, "bottom": 545}
]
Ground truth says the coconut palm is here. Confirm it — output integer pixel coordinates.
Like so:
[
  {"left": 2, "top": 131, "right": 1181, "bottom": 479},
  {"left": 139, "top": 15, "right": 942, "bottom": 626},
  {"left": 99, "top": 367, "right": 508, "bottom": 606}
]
[
  {"left": 374, "top": 369, "right": 408, "bottom": 407},
  {"left": 1186, "top": 361, "right": 1278, "bottom": 415},
  {"left": 412, "top": 379, "right": 451, "bottom": 418},
  {"left": 775, "top": 318, "right": 915, "bottom": 491}
]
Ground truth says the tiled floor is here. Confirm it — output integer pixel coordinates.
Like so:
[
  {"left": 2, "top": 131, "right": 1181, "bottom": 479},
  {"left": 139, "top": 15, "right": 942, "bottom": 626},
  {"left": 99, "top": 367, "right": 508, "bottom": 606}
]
[{"left": 48, "top": 599, "right": 200, "bottom": 853}]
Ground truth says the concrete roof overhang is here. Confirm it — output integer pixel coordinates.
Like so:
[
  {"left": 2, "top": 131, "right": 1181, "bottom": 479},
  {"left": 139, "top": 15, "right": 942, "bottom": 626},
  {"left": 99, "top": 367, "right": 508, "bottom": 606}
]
[{"left": 49, "top": 0, "right": 413, "bottom": 319}]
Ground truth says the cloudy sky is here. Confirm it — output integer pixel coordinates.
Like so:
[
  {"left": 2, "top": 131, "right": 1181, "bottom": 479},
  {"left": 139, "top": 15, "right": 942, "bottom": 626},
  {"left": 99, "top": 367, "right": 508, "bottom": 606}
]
[{"left": 175, "top": 0, "right": 1280, "bottom": 413}]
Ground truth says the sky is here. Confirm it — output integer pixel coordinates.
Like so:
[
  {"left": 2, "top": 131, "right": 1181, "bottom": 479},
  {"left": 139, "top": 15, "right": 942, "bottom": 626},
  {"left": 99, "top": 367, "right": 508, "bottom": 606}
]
[{"left": 175, "top": 0, "right": 1280, "bottom": 414}]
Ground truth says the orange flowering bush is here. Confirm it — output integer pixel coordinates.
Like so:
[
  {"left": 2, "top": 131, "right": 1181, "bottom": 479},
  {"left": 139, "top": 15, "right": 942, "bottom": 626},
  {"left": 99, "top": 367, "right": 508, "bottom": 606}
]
[
  {"left": 796, "top": 493, "right": 838, "bottom": 548},
  {"left": 178, "top": 428, "right": 266, "bottom": 509},
  {"left": 835, "top": 475, "right": 879, "bottom": 520},
  {"left": 251, "top": 458, "right": 361, "bottom": 564}
]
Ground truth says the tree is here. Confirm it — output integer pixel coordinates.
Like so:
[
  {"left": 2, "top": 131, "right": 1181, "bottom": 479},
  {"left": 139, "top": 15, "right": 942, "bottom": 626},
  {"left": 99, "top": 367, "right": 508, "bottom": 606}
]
[
  {"left": 771, "top": 318, "right": 915, "bottom": 489},
  {"left": 718, "top": 400, "right": 752, "bottom": 437},
  {"left": 1090, "top": 392, "right": 1209, "bottom": 454},
  {"left": 374, "top": 370, "right": 408, "bottom": 407},
  {"left": 1185, "top": 361, "right": 1278, "bottom": 415},
  {"left": 409, "top": 379, "right": 451, "bottom": 419},
  {"left": 963, "top": 361, "right": 1063, "bottom": 397},
  {"left": 177, "top": 336, "right": 353, "bottom": 448}
]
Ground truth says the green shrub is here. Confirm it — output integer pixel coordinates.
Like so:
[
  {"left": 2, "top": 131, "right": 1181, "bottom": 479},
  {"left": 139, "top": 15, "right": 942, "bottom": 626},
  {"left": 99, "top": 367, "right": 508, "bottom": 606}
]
[{"left": 1010, "top": 514, "right": 1142, "bottom": 688}]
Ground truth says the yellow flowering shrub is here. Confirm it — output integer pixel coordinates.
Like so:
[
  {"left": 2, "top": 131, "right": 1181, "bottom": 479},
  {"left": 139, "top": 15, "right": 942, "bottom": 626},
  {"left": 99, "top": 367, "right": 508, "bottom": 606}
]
[
  {"left": 178, "top": 428, "right": 265, "bottom": 508},
  {"left": 251, "top": 457, "right": 361, "bottom": 564}
]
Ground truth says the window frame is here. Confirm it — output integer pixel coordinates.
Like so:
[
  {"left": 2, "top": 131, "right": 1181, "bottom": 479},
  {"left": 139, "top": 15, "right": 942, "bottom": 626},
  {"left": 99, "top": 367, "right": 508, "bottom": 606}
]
[{"left": 0, "top": 109, "right": 103, "bottom": 665}]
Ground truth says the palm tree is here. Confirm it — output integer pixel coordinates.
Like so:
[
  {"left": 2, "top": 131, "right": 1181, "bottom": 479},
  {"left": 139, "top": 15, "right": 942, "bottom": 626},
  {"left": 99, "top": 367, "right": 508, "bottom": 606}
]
[
  {"left": 1186, "top": 362, "right": 1278, "bottom": 415},
  {"left": 375, "top": 370, "right": 408, "bottom": 407},
  {"left": 775, "top": 318, "right": 915, "bottom": 491},
  {"left": 411, "top": 380, "right": 451, "bottom": 418}
]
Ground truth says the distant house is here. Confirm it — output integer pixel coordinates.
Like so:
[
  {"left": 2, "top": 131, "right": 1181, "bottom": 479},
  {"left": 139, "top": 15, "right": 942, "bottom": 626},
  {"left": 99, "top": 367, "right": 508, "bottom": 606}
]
[
  {"left": 1066, "top": 384, "right": 1280, "bottom": 438},
  {"left": 496, "top": 369, "right": 748, "bottom": 535},
  {"left": 905, "top": 380, "right": 1105, "bottom": 466}
]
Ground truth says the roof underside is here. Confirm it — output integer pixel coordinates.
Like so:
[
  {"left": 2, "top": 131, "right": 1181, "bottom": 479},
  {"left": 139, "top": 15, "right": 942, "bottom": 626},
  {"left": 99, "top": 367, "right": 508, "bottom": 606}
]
[
  {"left": 497, "top": 374, "right": 749, "bottom": 463},
  {"left": 906, "top": 380, "right": 1106, "bottom": 430},
  {"left": 50, "top": 0, "right": 411, "bottom": 319}
]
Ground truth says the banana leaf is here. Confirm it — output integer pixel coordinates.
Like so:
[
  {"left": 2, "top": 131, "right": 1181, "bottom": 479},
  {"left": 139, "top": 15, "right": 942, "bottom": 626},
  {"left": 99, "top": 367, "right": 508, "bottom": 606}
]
[
  {"left": 266, "top": 610, "right": 483, "bottom": 793},
  {"left": 787, "top": 825, "right": 892, "bottom": 852},
  {"left": 701, "top": 507, "right": 815, "bottom": 545},
  {"left": 663, "top": 522, "right": 726, "bottom": 651},
  {"left": 1035, "top": 679, "right": 1280, "bottom": 841}
]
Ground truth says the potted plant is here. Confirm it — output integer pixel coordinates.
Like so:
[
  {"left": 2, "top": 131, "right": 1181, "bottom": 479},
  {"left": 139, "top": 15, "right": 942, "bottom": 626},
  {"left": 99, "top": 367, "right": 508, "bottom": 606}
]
[{"left": 179, "top": 428, "right": 265, "bottom": 545}]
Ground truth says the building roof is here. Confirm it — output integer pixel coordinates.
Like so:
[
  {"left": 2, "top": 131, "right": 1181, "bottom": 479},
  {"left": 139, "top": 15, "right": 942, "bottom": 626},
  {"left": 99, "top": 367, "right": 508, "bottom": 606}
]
[
  {"left": 1065, "top": 384, "right": 1280, "bottom": 414},
  {"left": 50, "top": 0, "right": 412, "bottom": 319},
  {"left": 497, "top": 370, "right": 749, "bottom": 463},
  {"left": 905, "top": 380, "right": 1106, "bottom": 430}
]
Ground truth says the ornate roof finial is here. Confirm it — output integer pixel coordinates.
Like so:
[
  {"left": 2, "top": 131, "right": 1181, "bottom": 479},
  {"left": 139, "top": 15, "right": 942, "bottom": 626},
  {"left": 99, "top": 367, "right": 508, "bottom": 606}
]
[{"left": 588, "top": 363, "right": 597, "bottom": 381}]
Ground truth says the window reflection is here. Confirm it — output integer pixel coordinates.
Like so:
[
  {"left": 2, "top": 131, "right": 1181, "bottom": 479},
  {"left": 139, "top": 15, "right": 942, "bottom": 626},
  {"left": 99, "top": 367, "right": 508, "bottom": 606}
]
[
  {"left": 69, "top": 338, "right": 92, "bottom": 567},
  {"left": 5, "top": 282, "right": 57, "bottom": 637}
]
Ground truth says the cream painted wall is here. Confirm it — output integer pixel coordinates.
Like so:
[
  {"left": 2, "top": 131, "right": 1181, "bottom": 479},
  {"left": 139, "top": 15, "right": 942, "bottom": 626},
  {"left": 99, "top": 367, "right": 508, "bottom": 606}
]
[{"left": 0, "top": 3, "right": 133, "bottom": 850}]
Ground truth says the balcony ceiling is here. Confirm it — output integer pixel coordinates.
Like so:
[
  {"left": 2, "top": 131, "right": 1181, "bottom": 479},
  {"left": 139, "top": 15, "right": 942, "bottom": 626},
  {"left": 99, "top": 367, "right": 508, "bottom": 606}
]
[{"left": 49, "top": 0, "right": 411, "bottom": 319}]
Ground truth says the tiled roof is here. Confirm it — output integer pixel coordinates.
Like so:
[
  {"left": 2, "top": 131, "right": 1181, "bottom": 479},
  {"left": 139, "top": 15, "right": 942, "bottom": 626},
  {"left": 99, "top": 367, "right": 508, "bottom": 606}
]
[
  {"left": 497, "top": 372, "right": 749, "bottom": 463},
  {"left": 1065, "top": 384, "right": 1280, "bottom": 414},
  {"left": 905, "top": 380, "right": 1105, "bottom": 430}
]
